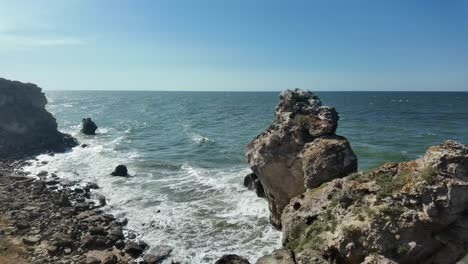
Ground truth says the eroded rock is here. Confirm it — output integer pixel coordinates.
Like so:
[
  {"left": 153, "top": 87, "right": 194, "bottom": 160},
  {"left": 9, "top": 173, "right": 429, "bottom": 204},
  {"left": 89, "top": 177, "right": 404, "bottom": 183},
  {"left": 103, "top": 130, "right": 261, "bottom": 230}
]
[
  {"left": 246, "top": 89, "right": 357, "bottom": 228},
  {"left": 281, "top": 140, "right": 468, "bottom": 264}
]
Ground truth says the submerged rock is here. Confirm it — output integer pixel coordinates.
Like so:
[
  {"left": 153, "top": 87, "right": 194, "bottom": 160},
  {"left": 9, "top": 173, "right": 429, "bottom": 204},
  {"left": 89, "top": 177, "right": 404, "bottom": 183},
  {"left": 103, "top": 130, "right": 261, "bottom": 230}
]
[
  {"left": 0, "top": 77, "right": 78, "bottom": 159},
  {"left": 111, "top": 165, "right": 128, "bottom": 176},
  {"left": 246, "top": 88, "right": 357, "bottom": 228},
  {"left": 215, "top": 254, "right": 250, "bottom": 264},
  {"left": 81, "top": 118, "right": 98, "bottom": 135},
  {"left": 281, "top": 140, "right": 468, "bottom": 264}
]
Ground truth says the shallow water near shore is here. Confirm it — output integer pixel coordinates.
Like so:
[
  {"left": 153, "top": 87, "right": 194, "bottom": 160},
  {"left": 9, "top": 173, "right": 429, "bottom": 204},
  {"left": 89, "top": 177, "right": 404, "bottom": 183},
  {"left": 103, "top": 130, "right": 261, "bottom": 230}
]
[{"left": 24, "top": 91, "right": 468, "bottom": 263}]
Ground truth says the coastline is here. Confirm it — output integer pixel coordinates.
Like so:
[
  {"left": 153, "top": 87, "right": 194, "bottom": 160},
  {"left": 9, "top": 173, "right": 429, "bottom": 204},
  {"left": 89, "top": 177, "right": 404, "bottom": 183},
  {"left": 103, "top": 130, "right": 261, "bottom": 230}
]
[{"left": 0, "top": 159, "right": 150, "bottom": 264}]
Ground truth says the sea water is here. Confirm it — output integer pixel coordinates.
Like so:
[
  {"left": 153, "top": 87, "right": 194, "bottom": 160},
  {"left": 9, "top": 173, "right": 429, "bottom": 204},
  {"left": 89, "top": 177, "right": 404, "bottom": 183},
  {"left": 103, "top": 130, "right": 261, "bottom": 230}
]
[{"left": 24, "top": 91, "right": 468, "bottom": 263}]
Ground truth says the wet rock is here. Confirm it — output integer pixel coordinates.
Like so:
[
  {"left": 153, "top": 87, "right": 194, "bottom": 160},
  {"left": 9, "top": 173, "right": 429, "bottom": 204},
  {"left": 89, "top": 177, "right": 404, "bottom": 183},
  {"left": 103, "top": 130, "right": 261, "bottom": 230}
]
[
  {"left": 215, "top": 254, "right": 250, "bottom": 264},
  {"left": 243, "top": 173, "right": 265, "bottom": 198},
  {"left": 107, "top": 226, "right": 124, "bottom": 241},
  {"left": 37, "top": 171, "right": 48, "bottom": 177},
  {"left": 45, "top": 179, "right": 59, "bottom": 185},
  {"left": 81, "top": 117, "right": 98, "bottom": 135},
  {"left": 125, "top": 240, "right": 148, "bottom": 258},
  {"left": 246, "top": 89, "right": 357, "bottom": 228},
  {"left": 143, "top": 245, "right": 173, "bottom": 264},
  {"left": 111, "top": 165, "right": 128, "bottom": 177},
  {"left": 81, "top": 144, "right": 89, "bottom": 148},
  {"left": 115, "top": 240, "right": 126, "bottom": 249},
  {"left": 86, "top": 182, "right": 100, "bottom": 190}
]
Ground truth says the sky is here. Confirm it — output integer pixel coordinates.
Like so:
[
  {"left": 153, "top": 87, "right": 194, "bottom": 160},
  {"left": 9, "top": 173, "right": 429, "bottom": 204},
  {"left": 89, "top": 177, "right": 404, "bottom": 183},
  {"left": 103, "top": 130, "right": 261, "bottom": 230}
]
[{"left": 0, "top": 0, "right": 467, "bottom": 91}]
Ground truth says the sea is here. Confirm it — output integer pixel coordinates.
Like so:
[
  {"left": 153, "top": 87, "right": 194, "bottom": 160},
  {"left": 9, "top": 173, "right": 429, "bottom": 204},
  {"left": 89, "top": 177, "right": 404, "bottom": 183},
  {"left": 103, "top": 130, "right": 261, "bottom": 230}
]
[{"left": 23, "top": 91, "right": 468, "bottom": 263}]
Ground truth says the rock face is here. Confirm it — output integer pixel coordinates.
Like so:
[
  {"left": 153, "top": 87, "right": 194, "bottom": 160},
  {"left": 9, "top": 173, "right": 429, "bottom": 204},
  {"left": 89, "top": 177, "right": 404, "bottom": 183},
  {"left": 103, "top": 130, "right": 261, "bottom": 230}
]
[
  {"left": 281, "top": 140, "right": 468, "bottom": 264},
  {"left": 246, "top": 89, "right": 357, "bottom": 228},
  {"left": 0, "top": 78, "right": 77, "bottom": 159},
  {"left": 111, "top": 165, "right": 128, "bottom": 177},
  {"left": 81, "top": 118, "right": 98, "bottom": 135}
]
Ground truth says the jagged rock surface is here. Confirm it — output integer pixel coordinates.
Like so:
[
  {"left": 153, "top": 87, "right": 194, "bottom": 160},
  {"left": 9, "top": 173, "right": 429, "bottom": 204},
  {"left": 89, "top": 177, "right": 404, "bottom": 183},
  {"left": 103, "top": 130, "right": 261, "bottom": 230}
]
[
  {"left": 246, "top": 89, "right": 357, "bottom": 228},
  {"left": 0, "top": 78, "right": 77, "bottom": 159},
  {"left": 281, "top": 140, "right": 468, "bottom": 264}
]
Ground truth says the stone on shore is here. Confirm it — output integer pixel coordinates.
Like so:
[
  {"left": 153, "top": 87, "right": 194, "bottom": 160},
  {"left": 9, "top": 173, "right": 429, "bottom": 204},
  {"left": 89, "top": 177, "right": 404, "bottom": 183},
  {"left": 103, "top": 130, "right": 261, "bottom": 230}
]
[
  {"left": 143, "top": 245, "right": 173, "bottom": 264},
  {"left": 111, "top": 165, "right": 128, "bottom": 176},
  {"left": 81, "top": 117, "right": 98, "bottom": 135},
  {"left": 246, "top": 88, "right": 357, "bottom": 228}
]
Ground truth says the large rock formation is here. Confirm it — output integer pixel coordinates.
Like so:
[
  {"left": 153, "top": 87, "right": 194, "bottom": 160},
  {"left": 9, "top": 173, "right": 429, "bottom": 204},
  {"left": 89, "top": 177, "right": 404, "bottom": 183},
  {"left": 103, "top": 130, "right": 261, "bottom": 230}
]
[
  {"left": 281, "top": 140, "right": 468, "bottom": 264},
  {"left": 0, "top": 78, "right": 77, "bottom": 159},
  {"left": 246, "top": 89, "right": 357, "bottom": 228}
]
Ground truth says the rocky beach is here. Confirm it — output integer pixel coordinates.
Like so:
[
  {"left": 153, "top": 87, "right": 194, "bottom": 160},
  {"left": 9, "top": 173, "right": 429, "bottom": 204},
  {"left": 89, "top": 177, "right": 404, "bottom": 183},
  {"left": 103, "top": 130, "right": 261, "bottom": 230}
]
[{"left": 0, "top": 78, "right": 172, "bottom": 264}]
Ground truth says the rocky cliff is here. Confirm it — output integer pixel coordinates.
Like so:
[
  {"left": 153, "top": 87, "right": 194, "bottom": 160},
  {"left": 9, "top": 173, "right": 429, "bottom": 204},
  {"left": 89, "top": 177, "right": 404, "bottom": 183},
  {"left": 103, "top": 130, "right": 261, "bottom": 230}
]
[
  {"left": 0, "top": 78, "right": 77, "bottom": 159},
  {"left": 246, "top": 89, "right": 357, "bottom": 228},
  {"left": 280, "top": 140, "right": 468, "bottom": 264}
]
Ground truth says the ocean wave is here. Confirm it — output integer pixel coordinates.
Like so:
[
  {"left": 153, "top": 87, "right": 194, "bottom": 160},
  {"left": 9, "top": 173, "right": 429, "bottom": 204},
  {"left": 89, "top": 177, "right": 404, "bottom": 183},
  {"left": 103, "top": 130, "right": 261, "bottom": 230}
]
[{"left": 190, "top": 133, "right": 215, "bottom": 144}]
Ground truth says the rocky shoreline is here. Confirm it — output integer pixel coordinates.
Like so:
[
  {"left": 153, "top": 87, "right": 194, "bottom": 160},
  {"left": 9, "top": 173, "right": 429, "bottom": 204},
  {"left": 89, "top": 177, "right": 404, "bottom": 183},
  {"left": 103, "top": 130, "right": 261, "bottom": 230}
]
[
  {"left": 0, "top": 159, "right": 164, "bottom": 264},
  {"left": 0, "top": 78, "right": 175, "bottom": 263}
]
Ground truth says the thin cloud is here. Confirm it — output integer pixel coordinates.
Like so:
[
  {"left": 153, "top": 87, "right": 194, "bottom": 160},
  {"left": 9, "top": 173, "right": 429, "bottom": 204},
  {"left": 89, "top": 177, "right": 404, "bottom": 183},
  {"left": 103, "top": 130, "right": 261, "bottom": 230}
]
[{"left": 0, "top": 34, "right": 86, "bottom": 47}]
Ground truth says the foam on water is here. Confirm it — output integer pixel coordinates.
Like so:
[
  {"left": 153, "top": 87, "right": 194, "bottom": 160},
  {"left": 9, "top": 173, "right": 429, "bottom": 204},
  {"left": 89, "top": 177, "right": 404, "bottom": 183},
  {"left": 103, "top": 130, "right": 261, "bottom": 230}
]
[{"left": 24, "top": 126, "right": 280, "bottom": 263}]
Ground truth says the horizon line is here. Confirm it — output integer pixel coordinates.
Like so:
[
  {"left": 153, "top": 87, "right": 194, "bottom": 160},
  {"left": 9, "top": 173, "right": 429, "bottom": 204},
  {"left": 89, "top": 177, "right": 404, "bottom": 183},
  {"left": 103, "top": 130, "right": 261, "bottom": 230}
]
[{"left": 43, "top": 89, "right": 468, "bottom": 93}]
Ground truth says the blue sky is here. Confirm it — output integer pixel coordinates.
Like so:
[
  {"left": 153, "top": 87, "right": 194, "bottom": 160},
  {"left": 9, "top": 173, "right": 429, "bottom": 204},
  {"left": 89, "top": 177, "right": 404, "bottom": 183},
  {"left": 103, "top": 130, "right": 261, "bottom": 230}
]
[{"left": 0, "top": 0, "right": 467, "bottom": 91}]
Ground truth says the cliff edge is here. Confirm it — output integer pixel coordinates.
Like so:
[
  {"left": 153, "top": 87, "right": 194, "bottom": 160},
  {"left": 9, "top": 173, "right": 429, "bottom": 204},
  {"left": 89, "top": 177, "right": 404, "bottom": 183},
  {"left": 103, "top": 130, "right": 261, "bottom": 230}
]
[{"left": 0, "top": 78, "right": 77, "bottom": 159}]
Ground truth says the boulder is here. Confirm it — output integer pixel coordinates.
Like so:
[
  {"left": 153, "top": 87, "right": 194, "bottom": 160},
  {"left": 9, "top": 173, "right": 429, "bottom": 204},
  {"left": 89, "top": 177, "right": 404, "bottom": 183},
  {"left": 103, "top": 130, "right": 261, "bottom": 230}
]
[
  {"left": 215, "top": 254, "right": 250, "bottom": 264},
  {"left": 143, "top": 245, "right": 173, "bottom": 264},
  {"left": 281, "top": 140, "right": 468, "bottom": 264},
  {"left": 0, "top": 77, "right": 77, "bottom": 159},
  {"left": 246, "top": 88, "right": 357, "bottom": 228},
  {"left": 81, "top": 118, "right": 98, "bottom": 135},
  {"left": 111, "top": 165, "right": 128, "bottom": 176},
  {"left": 125, "top": 240, "right": 148, "bottom": 258}
]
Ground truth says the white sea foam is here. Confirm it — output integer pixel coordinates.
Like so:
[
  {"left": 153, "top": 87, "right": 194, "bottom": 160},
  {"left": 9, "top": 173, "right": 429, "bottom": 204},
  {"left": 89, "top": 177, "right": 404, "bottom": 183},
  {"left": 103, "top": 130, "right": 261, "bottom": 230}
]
[
  {"left": 190, "top": 133, "right": 214, "bottom": 144},
  {"left": 23, "top": 132, "right": 280, "bottom": 263}
]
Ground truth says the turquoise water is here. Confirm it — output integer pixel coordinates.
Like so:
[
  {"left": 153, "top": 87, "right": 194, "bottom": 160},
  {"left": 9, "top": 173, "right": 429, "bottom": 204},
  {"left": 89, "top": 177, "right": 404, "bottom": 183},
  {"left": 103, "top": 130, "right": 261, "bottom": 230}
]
[{"left": 25, "top": 91, "right": 468, "bottom": 263}]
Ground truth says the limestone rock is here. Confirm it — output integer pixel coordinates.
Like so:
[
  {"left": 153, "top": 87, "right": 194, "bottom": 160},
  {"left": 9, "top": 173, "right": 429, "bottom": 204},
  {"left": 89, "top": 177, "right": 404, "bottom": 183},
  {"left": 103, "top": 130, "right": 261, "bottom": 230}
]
[
  {"left": 281, "top": 140, "right": 468, "bottom": 264},
  {"left": 0, "top": 77, "right": 78, "bottom": 159},
  {"left": 246, "top": 88, "right": 357, "bottom": 228}
]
